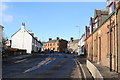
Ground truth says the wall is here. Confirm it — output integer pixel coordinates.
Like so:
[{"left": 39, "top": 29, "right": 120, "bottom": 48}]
[
  {"left": 12, "top": 29, "right": 32, "bottom": 53},
  {"left": 68, "top": 40, "right": 79, "bottom": 53},
  {"left": 118, "top": 9, "right": 120, "bottom": 73},
  {"left": 85, "top": 12, "right": 117, "bottom": 71},
  {"left": 86, "top": 60, "right": 103, "bottom": 79},
  {"left": 59, "top": 40, "right": 67, "bottom": 52},
  {"left": 85, "top": 34, "right": 93, "bottom": 60},
  {"left": 44, "top": 41, "right": 59, "bottom": 52},
  {"left": 32, "top": 39, "right": 42, "bottom": 53}
]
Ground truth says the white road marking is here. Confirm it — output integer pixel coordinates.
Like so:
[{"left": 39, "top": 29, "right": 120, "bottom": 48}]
[
  {"left": 14, "top": 59, "right": 27, "bottom": 63},
  {"left": 23, "top": 58, "right": 56, "bottom": 73},
  {"left": 45, "top": 58, "right": 56, "bottom": 65}
]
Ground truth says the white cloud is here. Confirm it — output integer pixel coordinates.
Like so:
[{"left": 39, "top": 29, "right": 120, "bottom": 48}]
[{"left": 0, "top": 2, "right": 13, "bottom": 23}]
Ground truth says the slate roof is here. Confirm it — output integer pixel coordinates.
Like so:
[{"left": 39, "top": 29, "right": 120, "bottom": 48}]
[
  {"left": 68, "top": 39, "right": 80, "bottom": 44},
  {"left": 11, "top": 28, "right": 42, "bottom": 44},
  {"left": 94, "top": 9, "right": 108, "bottom": 19},
  {"left": 47, "top": 40, "right": 57, "bottom": 43}
]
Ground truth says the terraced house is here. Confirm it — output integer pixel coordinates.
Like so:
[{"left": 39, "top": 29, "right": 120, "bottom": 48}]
[
  {"left": 43, "top": 37, "right": 68, "bottom": 53},
  {"left": 67, "top": 37, "right": 80, "bottom": 54},
  {"left": 11, "top": 23, "right": 42, "bottom": 53},
  {"left": 85, "top": 0, "right": 120, "bottom": 73}
]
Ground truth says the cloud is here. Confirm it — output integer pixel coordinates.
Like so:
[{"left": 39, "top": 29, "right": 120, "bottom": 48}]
[{"left": 0, "top": 2, "right": 13, "bottom": 23}]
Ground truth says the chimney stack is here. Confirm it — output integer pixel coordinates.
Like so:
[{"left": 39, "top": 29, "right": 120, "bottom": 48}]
[
  {"left": 21, "top": 22, "right": 25, "bottom": 30},
  {"left": 57, "top": 37, "right": 59, "bottom": 40},
  {"left": 49, "top": 38, "right": 52, "bottom": 41},
  {"left": 70, "top": 37, "right": 73, "bottom": 42}
]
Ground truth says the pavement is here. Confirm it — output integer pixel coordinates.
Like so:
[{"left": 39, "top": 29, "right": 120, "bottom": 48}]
[
  {"left": 93, "top": 62, "right": 120, "bottom": 79},
  {"left": 75, "top": 55, "right": 120, "bottom": 80},
  {"left": 75, "top": 55, "right": 93, "bottom": 80}
]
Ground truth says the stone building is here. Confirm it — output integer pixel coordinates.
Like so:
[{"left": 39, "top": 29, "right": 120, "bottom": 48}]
[
  {"left": 67, "top": 37, "right": 80, "bottom": 54},
  {"left": 43, "top": 37, "right": 68, "bottom": 53},
  {"left": 85, "top": 0, "right": 120, "bottom": 73},
  {"left": 11, "top": 23, "right": 42, "bottom": 53}
]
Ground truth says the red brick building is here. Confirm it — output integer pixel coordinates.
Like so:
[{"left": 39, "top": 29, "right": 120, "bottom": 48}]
[
  {"left": 85, "top": 0, "right": 120, "bottom": 73},
  {"left": 43, "top": 37, "right": 68, "bottom": 53}
]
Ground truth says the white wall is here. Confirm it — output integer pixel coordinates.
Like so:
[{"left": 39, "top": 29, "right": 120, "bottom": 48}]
[
  {"left": 87, "top": 60, "right": 103, "bottom": 79},
  {"left": 11, "top": 29, "right": 32, "bottom": 53},
  {"left": 32, "top": 39, "right": 42, "bottom": 52},
  {"left": 78, "top": 35, "right": 85, "bottom": 55}
]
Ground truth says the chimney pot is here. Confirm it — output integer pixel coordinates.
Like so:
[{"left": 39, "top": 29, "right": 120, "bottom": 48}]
[
  {"left": 49, "top": 38, "right": 52, "bottom": 41},
  {"left": 57, "top": 37, "right": 59, "bottom": 40},
  {"left": 70, "top": 37, "right": 73, "bottom": 41}
]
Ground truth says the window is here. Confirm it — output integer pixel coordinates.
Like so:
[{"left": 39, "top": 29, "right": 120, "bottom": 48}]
[{"left": 81, "top": 46, "right": 84, "bottom": 52}]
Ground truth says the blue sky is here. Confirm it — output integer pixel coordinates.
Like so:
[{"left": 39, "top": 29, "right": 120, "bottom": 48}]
[{"left": 1, "top": 2, "right": 107, "bottom": 42}]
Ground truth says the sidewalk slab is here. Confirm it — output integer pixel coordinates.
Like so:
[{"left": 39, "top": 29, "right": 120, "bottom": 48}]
[
  {"left": 76, "top": 56, "right": 93, "bottom": 80},
  {"left": 93, "top": 62, "right": 120, "bottom": 79}
]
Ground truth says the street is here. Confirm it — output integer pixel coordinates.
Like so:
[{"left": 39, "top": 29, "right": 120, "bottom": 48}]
[{"left": 2, "top": 53, "right": 82, "bottom": 79}]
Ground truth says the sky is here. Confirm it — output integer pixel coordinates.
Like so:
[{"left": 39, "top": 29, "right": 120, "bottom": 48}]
[{"left": 1, "top": 2, "right": 107, "bottom": 42}]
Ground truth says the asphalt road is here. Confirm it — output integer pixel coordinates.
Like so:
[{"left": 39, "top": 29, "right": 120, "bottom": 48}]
[{"left": 2, "top": 53, "right": 82, "bottom": 79}]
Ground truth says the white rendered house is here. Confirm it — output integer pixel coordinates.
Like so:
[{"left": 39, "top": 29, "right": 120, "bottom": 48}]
[
  {"left": 11, "top": 23, "right": 42, "bottom": 53},
  {"left": 78, "top": 34, "right": 85, "bottom": 55}
]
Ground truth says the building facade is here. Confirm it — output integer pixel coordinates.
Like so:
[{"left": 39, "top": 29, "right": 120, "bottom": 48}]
[
  {"left": 11, "top": 23, "right": 42, "bottom": 53},
  {"left": 78, "top": 34, "right": 85, "bottom": 55},
  {"left": 85, "top": 0, "right": 120, "bottom": 73},
  {"left": 0, "top": 25, "right": 4, "bottom": 52},
  {"left": 43, "top": 37, "right": 68, "bottom": 53},
  {"left": 67, "top": 37, "right": 80, "bottom": 54}
]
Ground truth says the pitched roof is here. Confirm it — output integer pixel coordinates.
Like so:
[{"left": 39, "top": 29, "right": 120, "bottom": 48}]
[
  {"left": 69, "top": 39, "right": 80, "bottom": 44},
  {"left": 11, "top": 29, "right": 21, "bottom": 37},
  {"left": 11, "top": 28, "right": 42, "bottom": 44},
  {"left": 47, "top": 40, "right": 57, "bottom": 43},
  {"left": 94, "top": 9, "right": 108, "bottom": 19}
]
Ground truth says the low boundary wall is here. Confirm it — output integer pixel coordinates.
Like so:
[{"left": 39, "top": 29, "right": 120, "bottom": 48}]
[{"left": 86, "top": 60, "right": 103, "bottom": 80}]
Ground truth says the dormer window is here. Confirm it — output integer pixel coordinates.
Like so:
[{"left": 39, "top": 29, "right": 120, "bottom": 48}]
[
  {"left": 107, "top": 0, "right": 116, "bottom": 14},
  {"left": 109, "top": 2, "right": 115, "bottom": 14}
]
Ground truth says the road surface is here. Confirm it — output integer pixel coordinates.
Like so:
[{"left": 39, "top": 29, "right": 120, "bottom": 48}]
[{"left": 2, "top": 53, "right": 82, "bottom": 79}]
